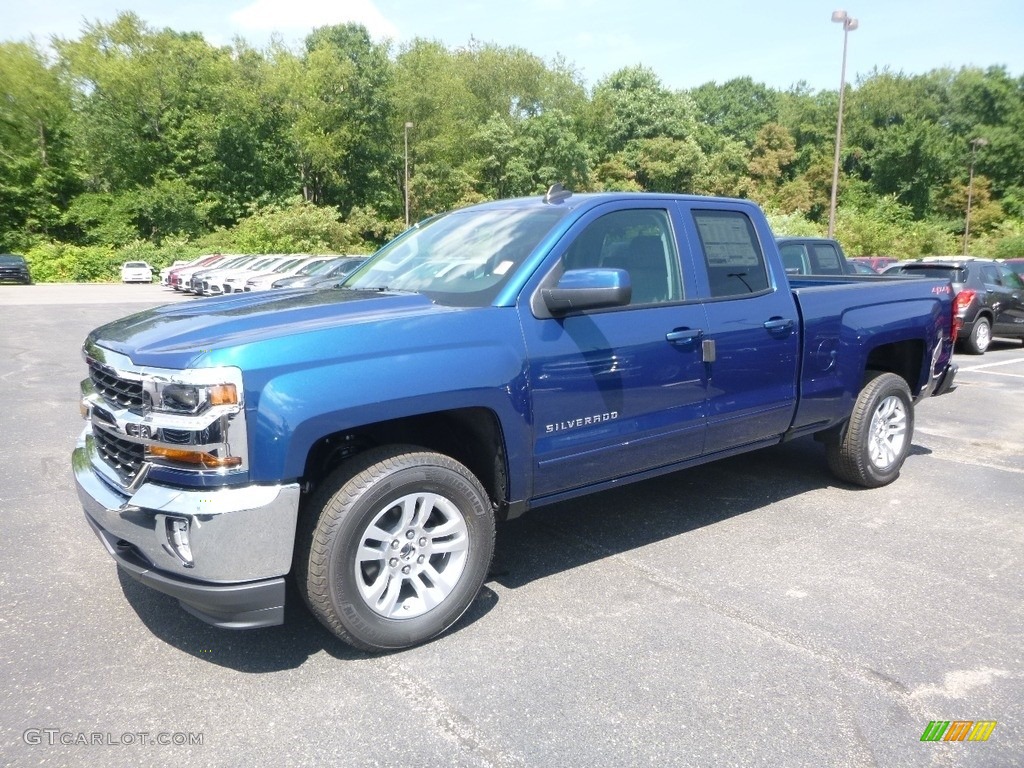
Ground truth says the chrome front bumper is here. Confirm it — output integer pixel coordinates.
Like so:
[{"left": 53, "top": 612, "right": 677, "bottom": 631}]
[{"left": 74, "top": 429, "right": 301, "bottom": 628}]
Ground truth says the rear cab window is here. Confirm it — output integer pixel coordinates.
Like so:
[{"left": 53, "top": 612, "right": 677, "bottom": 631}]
[{"left": 809, "top": 243, "right": 845, "bottom": 275}]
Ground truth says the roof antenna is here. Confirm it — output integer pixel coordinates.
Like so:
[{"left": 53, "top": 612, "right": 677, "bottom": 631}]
[{"left": 544, "top": 183, "right": 572, "bottom": 204}]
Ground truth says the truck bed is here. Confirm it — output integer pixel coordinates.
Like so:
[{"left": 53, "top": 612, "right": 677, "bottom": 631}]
[{"left": 788, "top": 275, "right": 953, "bottom": 436}]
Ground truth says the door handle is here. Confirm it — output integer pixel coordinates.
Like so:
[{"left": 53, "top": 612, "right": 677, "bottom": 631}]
[
  {"left": 666, "top": 328, "right": 703, "bottom": 345},
  {"left": 763, "top": 318, "right": 795, "bottom": 334}
]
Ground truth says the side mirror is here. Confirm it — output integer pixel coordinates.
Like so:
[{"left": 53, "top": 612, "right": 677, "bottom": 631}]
[{"left": 542, "top": 269, "right": 632, "bottom": 315}]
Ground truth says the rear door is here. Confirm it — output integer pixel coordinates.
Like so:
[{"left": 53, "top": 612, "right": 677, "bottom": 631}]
[{"left": 676, "top": 204, "right": 800, "bottom": 454}]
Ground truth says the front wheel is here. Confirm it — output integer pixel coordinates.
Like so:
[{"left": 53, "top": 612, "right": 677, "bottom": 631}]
[
  {"left": 296, "top": 446, "right": 496, "bottom": 652},
  {"left": 826, "top": 372, "right": 914, "bottom": 488}
]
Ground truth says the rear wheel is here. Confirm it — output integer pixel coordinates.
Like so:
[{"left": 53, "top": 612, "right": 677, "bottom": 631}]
[
  {"left": 826, "top": 372, "right": 914, "bottom": 488},
  {"left": 963, "top": 316, "right": 991, "bottom": 355},
  {"left": 296, "top": 446, "right": 495, "bottom": 652}
]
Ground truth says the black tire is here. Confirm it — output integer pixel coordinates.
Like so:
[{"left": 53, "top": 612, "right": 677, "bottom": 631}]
[
  {"left": 826, "top": 372, "right": 914, "bottom": 488},
  {"left": 296, "top": 446, "right": 495, "bottom": 652},
  {"left": 963, "top": 316, "right": 991, "bottom": 355}
]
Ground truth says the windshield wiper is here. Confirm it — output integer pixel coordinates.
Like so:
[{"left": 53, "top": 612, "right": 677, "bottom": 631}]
[{"left": 342, "top": 285, "right": 418, "bottom": 294}]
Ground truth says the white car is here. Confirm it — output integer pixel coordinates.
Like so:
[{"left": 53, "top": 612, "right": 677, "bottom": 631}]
[
  {"left": 159, "top": 260, "right": 189, "bottom": 286},
  {"left": 121, "top": 261, "right": 153, "bottom": 283},
  {"left": 244, "top": 256, "right": 332, "bottom": 292},
  {"left": 220, "top": 256, "right": 295, "bottom": 294}
]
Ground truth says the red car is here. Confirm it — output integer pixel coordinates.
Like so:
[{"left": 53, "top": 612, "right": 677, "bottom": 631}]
[{"left": 168, "top": 254, "right": 229, "bottom": 291}]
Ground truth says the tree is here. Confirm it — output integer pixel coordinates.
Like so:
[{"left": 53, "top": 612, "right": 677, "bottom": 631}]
[
  {"left": 472, "top": 115, "right": 533, "bottom": 199},
  {"left": 294, "top": 25, "right": 395, "bottom": 213},
  {"left": 622, "top": 137, "right": 705, "bottom": 193},
  {"left": 588, "top": 66, "right": 699, "bottom": 157},
  {"left": 747, "top": 123, "right": 797, "bottom": 205},
  {"left": 691, "top": 77, "right": 779, "bottom": 148},
  {"left": 391, "top": 39, "right": 481, "bottom": 216},
  {"left": 56, "top": 14, "right": 233, "bottom": 192},
  {"left": 519, "top": 109, "right": 591, "bottom": 192},
  {"left": 201, "top": 41, "right": 298, "bottom": 225},
  {"left": 0, "top": 41, "right": 78, "bottom": 246}
]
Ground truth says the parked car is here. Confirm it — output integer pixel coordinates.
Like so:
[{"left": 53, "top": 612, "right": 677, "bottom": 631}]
[
  {"left": 0, "top": 253, "right": 32, "bottom": 284},
  {"left": 273, "top": 256, "right": 368, "bottom": 289},
  {"left": 169, "top": 254, "right": 231, "bottom": 291},
  {"left": 1003, "top": 258, "right": 1024, "bottom": 279},
  {"left": 884, "top": 257, "right": 1024, "bottom": 353},
  {"left": 848, "top": 260, "right": 880, "bottom": 275},
  {"left": 852, "top": 256, "right": 899, "bottom": 272},
  {"left": 120, "top": 261, "right": 153, "bottom": 283},
  {"left": 776, "top": 237, "right": 853, "bottom": 276},
  {"left": 243, "top": 256, "right": 327, "bottom": 292},
  {"left": 191, "top": 255, "right": 261, "bottom": 295},
  {"left": 159, "top": 260, "right": 190, "bottom": 286},
  {"left": 220, "top": 256, "right": 295, "bottom": 294}
]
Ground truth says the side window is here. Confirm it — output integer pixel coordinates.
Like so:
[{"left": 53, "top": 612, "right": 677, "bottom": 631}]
[
  {"left": 999, "top": 265, "right": 1024, "bottom": 289},
  {"left": 563, "top": 209, "right": 682, "bottom": 305},
  {"left": 979, "top": 265, "right": 1000, "bottom": 286},
  {"left": 779, "top": 244, "right": 808, "bottom": 275},
  {"left": 692, "top": 210, "right": 770, "bottom": 297}
]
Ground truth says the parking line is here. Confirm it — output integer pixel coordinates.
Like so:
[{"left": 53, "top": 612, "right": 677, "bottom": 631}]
[{"left": 957, "top": 357, "right": 1024, "bottom": 372}]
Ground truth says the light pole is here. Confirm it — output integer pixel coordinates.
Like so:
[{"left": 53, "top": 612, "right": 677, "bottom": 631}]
[
  {"left": 963, "top": 137, "right": 988, "bottom": 255},
  {"left": 404, "top": 121, "right": 414, "bottom": 227},
  {"left": 827, "top": 9, "right": 858, "bottom": 240}
]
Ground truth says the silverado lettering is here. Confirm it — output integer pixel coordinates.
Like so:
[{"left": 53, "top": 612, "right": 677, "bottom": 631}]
[{"left": 546, "top": 412, "right": 619, "bottom": 432}]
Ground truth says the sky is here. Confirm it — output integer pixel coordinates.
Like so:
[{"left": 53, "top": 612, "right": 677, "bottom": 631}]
[{"left": 2, "top": 0, "right": 1022, "bottom": 93}]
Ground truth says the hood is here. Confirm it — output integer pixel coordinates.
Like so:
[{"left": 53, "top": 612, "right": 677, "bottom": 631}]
[{"left": 86, "top": 288, "right": 454, "bottom": 368}]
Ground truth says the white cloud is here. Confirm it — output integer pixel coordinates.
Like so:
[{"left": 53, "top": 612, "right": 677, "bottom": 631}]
[{"left": 230, "top": 0, "right": 399, "bottom": 40}]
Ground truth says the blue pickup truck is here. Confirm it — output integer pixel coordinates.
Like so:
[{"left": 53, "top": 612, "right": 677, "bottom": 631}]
[{"left": 73, "top": 190, "right": 957, "bottom": 652}]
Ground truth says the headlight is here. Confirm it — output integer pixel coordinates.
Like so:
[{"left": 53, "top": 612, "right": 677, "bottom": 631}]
[
  {"left": 151, "top": 381, "right": 238, "bottom": 414},
  {"left": 162, "top": 383, "right": 201, "bottom": 412}
]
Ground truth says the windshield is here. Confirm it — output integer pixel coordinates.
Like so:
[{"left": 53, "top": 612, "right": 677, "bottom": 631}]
[
  {"left": 297, "top": 258, "right": 335, "bottom": 276},
  {"left": 270, "top": 258, "right": 304, "bottom": 273},
  {"left": 342, "top": 206, "right": 568, "bottom": 306}
]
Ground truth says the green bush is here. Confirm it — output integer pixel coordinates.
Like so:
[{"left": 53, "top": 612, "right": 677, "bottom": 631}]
[
  {"left": 24, "top": 242, "right": 120, "bottom": 282},
  {"left": 23, "top": 239, "right": 209, "bottom": 282},
  {"left": 765, "top": 210, "right": 822, "bottom": 237},
  {"left": 229, "top": 197, "right": 357, "bottom": 253}
]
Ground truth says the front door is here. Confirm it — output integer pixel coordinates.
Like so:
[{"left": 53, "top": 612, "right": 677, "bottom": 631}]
[{"left": 522, "top": 203, "right": 709, "bottom": 499}]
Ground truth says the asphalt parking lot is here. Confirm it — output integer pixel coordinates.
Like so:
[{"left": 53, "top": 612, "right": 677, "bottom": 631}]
[{"left": 1, "top": 284, "right": 1021, "bottom": 767}]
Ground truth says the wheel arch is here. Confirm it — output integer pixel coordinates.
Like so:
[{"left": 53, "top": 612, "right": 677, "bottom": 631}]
[
  {"left": 864, "top": 338, "right": 926, "bottom": 396},
  {"left": 300, "top": 407, "right": 511, "bottom": 519}
]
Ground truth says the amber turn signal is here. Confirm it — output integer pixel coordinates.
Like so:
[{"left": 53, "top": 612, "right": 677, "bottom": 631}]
[
  {"left": 208, "top": 384, "right": 238, "bottom": 406},
  {"left": 149, "top": 446, "right": 242, "bottom": 468}
]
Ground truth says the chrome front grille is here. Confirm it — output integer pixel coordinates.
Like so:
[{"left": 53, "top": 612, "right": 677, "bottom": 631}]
[
  {"left": 93, "top": 427, "right": 145, "bottom": 478},
  {"left": 88, "top": 360, "right": 144, "bottom": 410}
]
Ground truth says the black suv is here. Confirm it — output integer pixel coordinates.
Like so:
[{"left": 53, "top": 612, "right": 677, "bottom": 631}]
[
  {"left": 776, "top": 237, "right": 853, "bottom": 276},
  {"left": 884, "top": 257, "right": 1024, "bottom": 354},
  {"left": 0, "top": 254, "right": 32, "bottom": 284}
]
